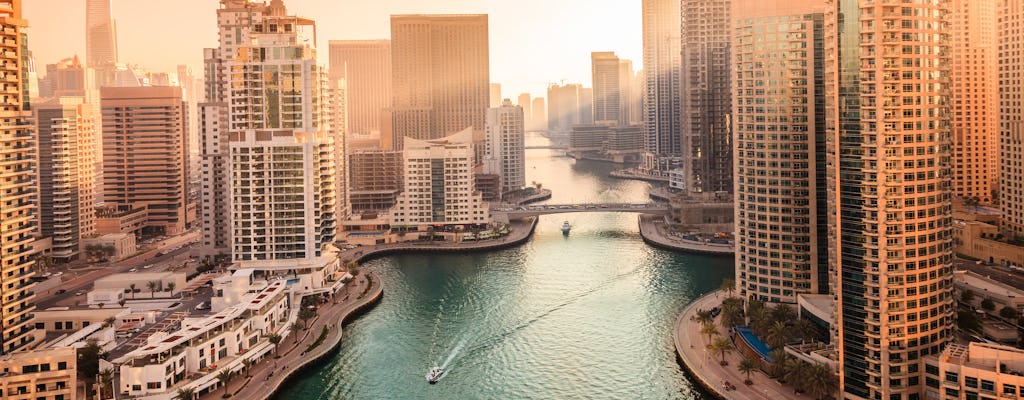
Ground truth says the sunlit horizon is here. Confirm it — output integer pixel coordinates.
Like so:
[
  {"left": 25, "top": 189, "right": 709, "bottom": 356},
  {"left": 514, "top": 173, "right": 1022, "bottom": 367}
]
[{"left": 24, "top": 0, "right": 642, "bottom": 98}]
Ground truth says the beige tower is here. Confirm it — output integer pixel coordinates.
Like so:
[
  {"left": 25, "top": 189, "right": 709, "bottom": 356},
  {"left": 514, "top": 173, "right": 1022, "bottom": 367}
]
[
  {"left": 101, "top": 86, "right": 189, "bottom": 236},
  {"left": 388, "top": 14, "right": 489, "bottom": 150},
  {"left": 0, "top": 0, "right": 37, "bottom": 354},
  {"left": 1000, "top": 0, "right": 1024, "bottom": 238},
  {"left": 951, "top": 0, "right": 998, "bottom": 204},
  {"left": 328, "top": 39, "right": 391, "bottom": 137},
  {"left": 827, "top": 1, "right": 954, "bottom": 399},
  {"left": 733, "top": 0, "right": 827, "bottom": 304},
  {"left": 591, "top": 51, "right": 622, "bottom": 125},
  {"left": 34, "top": 98, "right": 97, "bottom": 263}
]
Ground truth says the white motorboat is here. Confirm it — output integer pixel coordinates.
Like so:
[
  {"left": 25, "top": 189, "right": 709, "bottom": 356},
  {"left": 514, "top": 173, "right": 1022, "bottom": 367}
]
[
  {"left": 561, "top": 221, "right": 571, "bottom": 235},
  {"left": 426, "top": 366, "right": 444, "bottom": 384}
]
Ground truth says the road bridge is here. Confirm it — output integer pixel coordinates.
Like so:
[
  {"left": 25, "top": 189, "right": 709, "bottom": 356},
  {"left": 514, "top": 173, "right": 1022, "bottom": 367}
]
[{"left": 494, "top": 202, "right": 669, "bottom": 217}]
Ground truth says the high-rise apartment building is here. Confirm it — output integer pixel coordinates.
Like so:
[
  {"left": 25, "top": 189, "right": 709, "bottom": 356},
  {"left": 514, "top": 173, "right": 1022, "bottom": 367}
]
[
  {"left": 827, "top": 1, "right": 954, "bottom": 398},
  {"left": 41, "top": 56, "right": 86, "bottom": 98},
  {"left": 388, "top": 14, "right": 489, "bottom": 150},
  {"left": 34, "top": 97, "right": 97, "bottom": 263},
  {"left": 591, "top": 52, "right": 622, "bottom": 125},
  {"left": 619, "top": 60, "right": 642, "bottom": 126},
  {"left": 85, "top": 0, "right": 117, "bottom": 69},
  {"left": 680, "top": 0, "right": 732, "bottom": 195},
  {"left": 733, "top": 0, "right": 826, "bottom": 304},
  {"left": 532, "top": 97, "right": 547, "bottom": 131},
  {"left": 390, "top": 128, "right": 489, "bottom": 227},
  {"left": 490, "top": 83, "right": 502, "bottom": 108},
  {"left": 348, "top": 149, "right": 404, "bottom": 214},
  {"left": 0, "top": 0, "right": 37, "bottom": 355},
  {"left": 547, "top": 83, "right": 583, "bottom": 133},
  {"left": 517, "top": 93, "right": 532, "bottom": 128},
  {"left": 203, "top": 0, "right": 339, "bottom": 275},
  {"left": 485, "top": 99, "right": 526, "bottom": 195},
  {"left": 101, "top": 86, "right": 189, "bottom": 236},
  {"left": 642, "top": 0, "right": 682, "bottom": 156},
  {"left": 328, "top": 39, "right": 392, "bottom": 137},
  {"left": 327, "top": 78, "right": 349, "bottom": 222},
  {"left": 999, "top": 0, "right": 1024, "bottom": 238},
  {"left": 951, "top": 0, "right": 998, "bottom": 204}
]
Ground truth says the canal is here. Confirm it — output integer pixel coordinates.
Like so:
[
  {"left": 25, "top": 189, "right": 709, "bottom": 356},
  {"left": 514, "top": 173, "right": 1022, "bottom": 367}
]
[{"left": 280, "top": 133, "right": 732, "bottom": 399}]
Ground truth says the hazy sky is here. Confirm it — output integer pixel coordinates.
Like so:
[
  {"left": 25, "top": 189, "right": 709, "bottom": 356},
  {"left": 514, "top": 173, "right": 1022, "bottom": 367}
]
[{"left": 24, "top": 0, "right": 642, "bottom": 99}]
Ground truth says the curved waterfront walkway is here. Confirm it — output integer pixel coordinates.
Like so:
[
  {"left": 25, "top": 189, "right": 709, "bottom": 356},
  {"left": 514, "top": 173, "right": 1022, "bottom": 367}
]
[
  {"left": 674, "top": 290, "right": 814, "bottom": 400},
  {"left": 203, "top": 271, "right": 384, "bottom": 400},
  {"left": 638, "top": 215, "right": 733, "bottom": 256},
  {"left": 338, "top": 217, "right": 538, "bottom": 264}
]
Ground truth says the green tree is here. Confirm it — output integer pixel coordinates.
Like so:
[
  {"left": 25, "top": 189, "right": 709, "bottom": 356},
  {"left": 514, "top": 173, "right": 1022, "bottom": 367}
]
[
  {"left": 166, "top": 281, "right": 176, "bottom": 295},
  {"left": 961, "top": 289, "right": 976, "bottom": 305},
  {"left": 242, "top": 359, "right": 253, "bottom": 377},
  {"left": 102, "top": 317, "right": 116, "bottom": 329},
  {"left": 129, "top": 283, "right": 137, "bottom": 299},
  {"left": 291, "top": 322, "right": 303, "bottom": 343},
  {"left": 805, "top": 364, "right": 838, "bottom": 400},
  {"left": 982, "top": 298, "right": 996, "bottom": 312},
  {"left": 793, "top": 319, "right": 820, "bottom": 342},
  {"left": 216, "top": 369, "right": 235, "bottom": 398},
  {"left": 700, "top": 322, "right": 719, "bottom": 345},
  {"left": 268, "top": 333, "right": 282, "bottom": 358},
  {"left": 957, "top": 310, "right": 983, "bottom": 334},
  {"left": 767, "top": 349, "right": 791, "bottom": 379},
  {"left": 765, "top": 321, "right": 791, "bottom": 350},
  {"left": 77, "top": 339, "right": 106, "bottom": 398},
  {"left": 98, "top": 368, "right": 114, "bottom": 399},
  {"left": 783, "top": 358, "right": 810, "bottom": 392},
  {"left": 298, "top": 307, "right": 317, "bottom": 330},
  {"left": 695, "top": 310, "right": 714, "bottom": 327},
  {"left": 1002, "top": 306, "right": 1020, "bottom": 320},
  {"left": 720, "top": 278, "right": 736, "bottom": 298},
  {"left": 118, "top": 298, "right": 126, "bottom": 308},
  {"left": 771, "top": 303, "right": 797, "bottom": 324},
  {"left": 738, "top": 358, "right": 759, "bottom": 385},
  {"left": 174, "top": 387, "right": 197, "bottom": 400},
  {"left": 720, "top": 299, "right": 745, "bottom": 329},
  {"left": 710, "top": 337, "right": 733, "bottom": 366},
  {"left": 147, "top": 280, "right": 160, "bottom": 298}
]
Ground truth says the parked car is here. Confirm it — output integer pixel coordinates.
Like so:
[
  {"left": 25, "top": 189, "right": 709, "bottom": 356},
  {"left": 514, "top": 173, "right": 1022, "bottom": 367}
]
[{"left": 55, "top": 289, "right": 66, "bottom": 295}]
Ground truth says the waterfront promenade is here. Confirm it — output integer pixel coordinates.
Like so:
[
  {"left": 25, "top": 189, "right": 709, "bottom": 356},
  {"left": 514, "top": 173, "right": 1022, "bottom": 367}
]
[
  {"left": 674, "top": 290, "right": 814, "bottom": 400},
  {"left": 338, "top": 216, "right": 538, "bottom": 264},
  {"left": 638, "top": 215, "right": 733, "bottom": 256},
  {"left": 200, "top": 271, "right": 384, "bottom": 400}
]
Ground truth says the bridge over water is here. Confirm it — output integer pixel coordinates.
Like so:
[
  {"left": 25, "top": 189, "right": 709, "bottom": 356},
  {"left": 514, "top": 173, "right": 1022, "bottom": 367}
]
[{"left": 494, "top": 203, "right": 669, "bottom": 217}]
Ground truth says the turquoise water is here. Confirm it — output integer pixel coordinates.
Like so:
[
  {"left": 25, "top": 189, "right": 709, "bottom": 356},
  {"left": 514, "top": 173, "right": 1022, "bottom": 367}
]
[{"left": 280, "top": 135, "right": 731, "bottom": 399}]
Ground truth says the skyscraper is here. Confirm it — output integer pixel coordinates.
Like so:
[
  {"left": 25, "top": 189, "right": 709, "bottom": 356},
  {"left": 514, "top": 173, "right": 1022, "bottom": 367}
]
[
  {"left": 642, "top": 0, "right": 682, "bottom": 156},
  {"left": 827, "top": 1, "right": 954, "bottom": 398},
  {"left": 490, "top": 83, "right": 502, "bottom": 108},
  {"left": 388, "top": 14, "right": 489, "bottom": 150},
  {"left": 485, "top": 99, "right": 526, "bottom": 195},
  {"left": 101, "top": 86, "right": 189, "bottom": 236},
  {"left": 532, "top": 97, "right": 547, "bottom": 131},
  {"left": 733, "top": 0, "right": 827, "bottom": 304},
  {"left": 85, "top": 0, "right": 117, "bottom": 69},
  {"left": 197, "top": 102, "right": 230, "bottom": 258},
  {"left": 328, "top": 39, "right": 392, "bottom": 137},
  {"left": 680, "top": 0, "right": 732, "bottom": 195},
  {"left": 33, "top": 97, "right": 97, "bottom": 263},
  {"left": 951, "top": 0, "right": 998, "bottom": 204},
  {"left": 517, "top": 93, "right": 532, "bottom": 128},
  {"left": 547, "top": 83, "right": 582, "bottom": 133},
  {"left": 43, "top": 56, "right": 86, "bottom": 98},
  {"left": 1001, "top": 0, "right": 1024, "bottom": 238},
  {"left": 0, "top": 0, "right": 37, "bottom": 355},
  {"left": 591, "top": 52, "right": 622, "bottom": 124}
]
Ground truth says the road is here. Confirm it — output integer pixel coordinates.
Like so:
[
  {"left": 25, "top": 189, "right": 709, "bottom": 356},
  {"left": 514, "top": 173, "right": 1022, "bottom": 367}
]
[
  {"left": 956, "top": 259, "right": 1024, "bottom": 291},
  {"left": 36, "top": 230, "right": 201, "bottom": 308}
]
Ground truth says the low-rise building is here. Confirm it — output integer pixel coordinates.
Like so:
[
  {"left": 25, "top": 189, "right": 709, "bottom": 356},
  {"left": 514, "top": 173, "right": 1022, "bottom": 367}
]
[
  {"left": 0, "top": 347, "right": 77, "bottom": 400},
  {"left": 81, "top": 233, "right": 136, "bottom": 261},
  {"left": 94, "top": 204, "right": 149, "bottom": 238},
  {"left": 116, "top": 280, "right": 293, "bottom": 398},
  {"left": 34, "top": 307, "right": 128, "bottom": 337},
  {"left": 925, "top": 342, "right": 1024, "bottom": 399},
  {"left": 954, "top": 220, "right": 1024, "bottom": 267},
  {"left": 94, "top": 272, "right": 187, "bottom": 299},
  {"left": 953, "top": 270, "right": 1024, "bottom": 313}
]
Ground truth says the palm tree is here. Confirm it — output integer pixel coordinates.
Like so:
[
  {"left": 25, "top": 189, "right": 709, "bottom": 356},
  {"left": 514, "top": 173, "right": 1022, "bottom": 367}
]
[
  {"left": 765, "top": 321, "right": 792, "bottom": 350},
  {"left": 102, "top": 317, "right": 116, "bottom": 329},
  {"left": 291, "top": 322, "right": 303, "bottom": 343},
  {"left": 710, "top": 337, "right": 733, "bottom": 366},
  {"left": 700, "top": 323, "right": 719, "bottom": 345},
  {"left": 720, "top": 278, "right": 736, "bottom": 298},
  {"left": 767, "top": 349, "right": 791, "bottom": 380},
  {"left": 216, "top": 369, "right": 235, "bottom": 398},
  {"left": 783, "top": 358, "right": 810, "bottom": 392},
  {"left": 174, "top": 387, "right": 197, "bottom": 400},
  {"left": 720, "top": 299, "right": 744, "bottom": 329},
  {"left": 268, "top": 333, "right": 282, "bottom": 358},
  {"left": 97, "top": 302, "right": 105, "bottom": 309},
  {"left": 805, "top": 364, "right": 838, "bottom": 400},
  {"left": 298, "top": 307, "right": 317, "bottom": 330},
  {"left": 771, "top": 303, "right": 797, "bottom": 324},
  {"left": 793, "top": 319, "right": 819, "bottom": 342},
  {"left": 738, "top": 358, "right": 759, "bottom": 385},
  {"left": 129, "top": 283, "right": 137, "bottom": 299},
  {"left": 695, "top": 310, "right": 714, "bottom": 327},
  {"left": 146, "top": 280, "right": 159, "bottom": 298},
  {"left": 166, "top": 281, "right": 176, "bottom": 296},
  {"left": 98, "top": 368, "right": 114, "bottom": 399},
  {"left": 241, "top": 359, "right": 253, "bottom": 377},
  {"left": 118, "top": 299, "right": 126, "bottom": 308}
]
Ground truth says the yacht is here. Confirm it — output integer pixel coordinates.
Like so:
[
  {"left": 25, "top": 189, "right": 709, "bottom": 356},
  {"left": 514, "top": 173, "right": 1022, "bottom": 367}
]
[
  {"left": 562, "top": 221, "right": 571, "bottom": 235},
  {"left": 426, "top": 366, "right": 444, "bottom": 384}
]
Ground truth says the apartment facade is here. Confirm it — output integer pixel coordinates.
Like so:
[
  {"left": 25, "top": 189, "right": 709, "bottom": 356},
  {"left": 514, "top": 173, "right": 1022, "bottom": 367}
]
[
  {"left": 0, "top": 0, "right": 37, "bottom": 355},
  {"left": 484, "top": 99, "right": 525, "bottom": 195},
  {"left": 999, "top": 0, "right": 1024, "bottom": 237},
  {"left": 33, "top": 97, "right": 97, "bottom": 263},
  {"left": 591, "top": 52, "right": 622, "bottom": 125},
  {"left": 826, "top": 1, "right": 955, "bottom": 399},
  {"left": 733, "top": 0, "right": 827, "bottom": 304},
  {"left": 390, "top": 128, "right": 489, "bottom": 228},
  {"left": 327, "top": 39, "right": 391, "bottom": 137},
  {"left": 348, "top": 149, "right": 404, "bottom": 214},
  {"left": 0, "top": 347, "right": 77, "bottom": 400},
  {"left": 641, "top": 0, "right": 682, "bottom": 156},
  {"left": 100, "top": 86, "right": 189, "bottom": 236}
]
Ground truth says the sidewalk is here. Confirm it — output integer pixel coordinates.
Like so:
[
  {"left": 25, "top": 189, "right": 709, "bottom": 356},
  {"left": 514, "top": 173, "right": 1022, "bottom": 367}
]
[
  {"left": 674, "top": 290, "right": 814, "bottom": 400},
  {"left": 199, "top": 271, "right": 384, "bottom": 400},
  {"left": 638, "top": 215, "right": 733, "bottom": 256}
]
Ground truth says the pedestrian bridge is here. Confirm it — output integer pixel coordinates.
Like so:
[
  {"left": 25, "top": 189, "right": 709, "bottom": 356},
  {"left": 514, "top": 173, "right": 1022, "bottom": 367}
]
[{"left": 495, "top": 203, "right": 670, "bottom": 217}]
